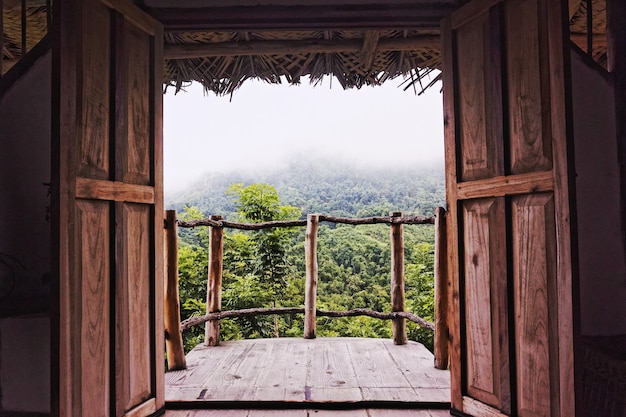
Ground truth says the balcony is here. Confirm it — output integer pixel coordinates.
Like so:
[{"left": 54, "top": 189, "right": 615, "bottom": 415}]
[{"left": 163, "top": 210, "right": 451, "bottom": 413}]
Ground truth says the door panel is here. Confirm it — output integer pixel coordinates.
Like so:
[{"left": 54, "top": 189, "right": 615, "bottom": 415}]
[
  {"left": 505, "top": 0, "right": 553, "bottom": 175},
  {"left": 76, "top": 200, "right": 111, "bottom": 415},
  {"left": 443, "top": 0, "right": 576, "bottom": 416},
  {"left": 116, "top": 203, "right": 153, "bottom": 413},
  {"left": 53, "top": 0, "right": 164, "bottom": 415},
  {"left": 511, "top": 194, "right": 556, "bottom": 417},
  {"left": 462, "top": 198, "right": 510, "bottom": 412}
]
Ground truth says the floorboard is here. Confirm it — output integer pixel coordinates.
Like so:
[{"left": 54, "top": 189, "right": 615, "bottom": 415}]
[
  {"left": 165, "top": 409, "right": 451, "bottom": 416},
  {"left": 165, "top": 337, "right": 450, "bottom": 408}
]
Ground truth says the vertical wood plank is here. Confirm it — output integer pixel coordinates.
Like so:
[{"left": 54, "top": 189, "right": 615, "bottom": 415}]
[
  {"left": 151, "top": 11, "right": 166, "bottom": 411},
  {"left": 304, "top": 214, "right": 319, "bottom": 339},
  {"left": 205, "top": 215, "right": 223, "bottom": 346},
  {"left": 511, "top": 193, "right": 556, "bottom": 417},
  {"left": 78, "top": 0, "right": 110, "bottom": 180},
  {"left": 462, "top": 198, "right": 510, "bottom": 413},
  {"left": 390, "top": 212, "right": 406, "bottom": 345},
  {"left": 433, "top": 207, "right": 448, "bottom": 370},
  {"left": 164, "top": 210, "right": 186, "bottom": 371},
  {"left": 441, "top": 15, "right": 463, "bottom": 412},
  {"left": 116, "top": 203, "right": 152, "bottom": 413},
  {"left": 505, "top": 0, "right": 553, "bottom": 175},
  {"left": 546, "top": 1, "right": 577, "bottom": 415},
  {"left": 123, "top": 20, "right": 151, "bottom": 185},
  {"left": 76, "top": 200, "right": 111, "bottom": 416}
]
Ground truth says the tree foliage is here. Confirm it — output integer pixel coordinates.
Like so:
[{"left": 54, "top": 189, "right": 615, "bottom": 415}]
[{"left": 173, "top": 170, "right": 442, "bottom": 353}]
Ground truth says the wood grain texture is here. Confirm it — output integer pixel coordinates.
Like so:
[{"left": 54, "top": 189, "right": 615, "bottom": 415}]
[
  {"left": 505, "top": 0, "right": 553, "bottom": 175},
  {"left": 304, "top": 214, "right": 319, "bottom": 339},
  {"left": 54, "top": 1, "right": 164, "bottom": 415},
  {"left": 433, "top": 207, "right": 448, "bottom": 370},
  {"left": 440, "top": 15, "right": 463, "bottom": 413},
  {"left": 116, "top": 203, "right": 153, "bottom": 413},
  {"left": 462, "top": 396, "right": 508, "bottom": 417},
  {"left": 76, "top": 200, "right": 111, "bottom": 416},
  {"left": 165, "top": 338, "right": 450, "bottom": 406},
  {"left": 165, "top": 409, "right": 450, "bottom": 417},
  {"left": 548, "top": 1, "right": 578, "bottom": 415},
  {"left": 78, "top": 0, "right": 110, "bottom": 180},
  {"left": 456, "top": 12, "right": 497, "bottom": 182},
  {"left": 511, "top": 194, "right": 556, "bottom": 417},
  {"left": 456, "top": 170, "right": 553, "bottom": 200},
  {"left": 206, "top": 215, "right": 224, "bottom": 346},
  {"left": 165, "top": 210, "right": 187, "bottom": 371},
  {"left": 75, "top": 177, "right": 155, "bottom": 204},
  {"left": 120, "top": 19, "right": 151, "bottom": 185},
  {"left": 462, "top": 198, "right": 510, "bottom": 413},
  {"left": 390, "top": 212, "right": 407, "bottom": 345}
]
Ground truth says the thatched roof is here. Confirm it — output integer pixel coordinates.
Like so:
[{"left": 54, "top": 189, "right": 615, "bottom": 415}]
[
  {"left": 163, "top": 29, "right": 442, "bottom": 95},
  {"left": 0, "top": 0, "right": 609, "bottom": 95}
]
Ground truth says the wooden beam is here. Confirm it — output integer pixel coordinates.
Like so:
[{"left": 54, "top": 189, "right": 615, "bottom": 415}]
[
  {"left": 304, "top": 214, "right": 319, "bottom": 339},
  {"left": 164, "top": 35, "right": 439, "bottom": 59},
  {"left": 390, "top": 212, "right": 407, "bottom": 345},
  {"left": 146, "top": 4, "right": 454, "bottom": 31},
  {"left": 75, "top": 177, "right": 155, "bottom": 204},
  {"left": 164, "top": 210, "right": 186, "bottom": 371},
  {"left": 433, "top": 207, "right": 448, "bottom": 370},
  {"left": 205, "top": 215, "right": 223, "bottom": 346},
  {"left": 360, "top": 30, "right": 380, "bottom": 70}
]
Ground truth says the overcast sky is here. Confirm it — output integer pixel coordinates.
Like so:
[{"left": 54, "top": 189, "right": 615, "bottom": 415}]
[{"left": 163, "top": 76, "right": 444, "bottom": 193}]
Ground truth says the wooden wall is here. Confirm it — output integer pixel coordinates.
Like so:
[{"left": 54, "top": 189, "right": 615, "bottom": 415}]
[
  {"left": 570, "top": 47, "right": 626, "bottom": 336},
  {"left": 0, "top": 52, "right": 51, "bottom": 412}
]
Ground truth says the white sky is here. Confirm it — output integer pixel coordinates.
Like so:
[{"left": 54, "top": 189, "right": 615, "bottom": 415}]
[{"left": 163, "top": 77, "right": 444, "bottom": 193}]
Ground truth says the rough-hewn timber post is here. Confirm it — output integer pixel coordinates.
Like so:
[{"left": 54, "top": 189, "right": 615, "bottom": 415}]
[
  {"left": 390, "top": 211, "right": 407, "bottom": 345},
  {"left": 304, "top": 214, "right": 319, "bottom": 339},
  {"left": 434, "top": 207, "right": 449, "bottom": 369},
  {"left": 205, "top": 215, "right": 223, "bottom": 346},
  {"left": 164, "top": 210, "right": 186, "bottom": 370}
]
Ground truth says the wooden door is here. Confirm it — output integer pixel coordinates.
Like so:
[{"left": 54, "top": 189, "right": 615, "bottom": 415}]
[
  {"left": 52, "top": 0, "right": 164, "bottom": 415},
  {"left": 442, "top": 0, "right": 577, "bottom": 416}
]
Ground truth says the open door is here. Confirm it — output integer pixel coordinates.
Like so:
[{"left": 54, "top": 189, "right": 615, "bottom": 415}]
[
  {"left": 52, "top": 0, "right": 164, "bottom": 415},
  {"left": 442, "top": 0, "right": 577, "bottom": 416}
]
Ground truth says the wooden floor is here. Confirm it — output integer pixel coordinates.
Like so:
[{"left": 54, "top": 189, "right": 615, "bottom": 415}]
[
  {"left": 165, "top": 409, "right": 451, "bottom": 416},
  {"left": 165, "top": 337, "right": 450, "bottom": 412}
]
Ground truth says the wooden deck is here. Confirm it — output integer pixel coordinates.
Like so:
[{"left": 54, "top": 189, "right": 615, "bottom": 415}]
[{"left": 165, "top": 337, "right": 450, "bottom": 412}]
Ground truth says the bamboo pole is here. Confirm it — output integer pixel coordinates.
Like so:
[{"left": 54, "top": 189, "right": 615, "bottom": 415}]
[
  {"left": 434, "top": 207, "right": 449, "bottom": 370},
  {"left": 205, "top": 215, "right": 223, "bottom": 346},
  {"left": 164, "top": 210, "right": 186, "bottom": 370},
  {"left": 304, "top": 214, "right": 319, "bottom": 339},
  {"left": 390, "top": 212, "right": 407, "bottom": 345}
]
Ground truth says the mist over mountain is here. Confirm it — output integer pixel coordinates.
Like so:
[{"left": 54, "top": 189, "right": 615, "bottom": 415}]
[{"left": 166, "top": 157, "right": 446, "bottom": 218}]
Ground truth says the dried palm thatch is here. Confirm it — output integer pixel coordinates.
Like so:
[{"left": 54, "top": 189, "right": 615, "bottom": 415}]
[
  {"left": 1, "top": 4, "right": 48, "bottom": 74},
  {"left": 569, "top": 0, "right": 608, "bottom": 67},
  {"left": 163, "top": 29, "right": 442, "bottom": 95}
]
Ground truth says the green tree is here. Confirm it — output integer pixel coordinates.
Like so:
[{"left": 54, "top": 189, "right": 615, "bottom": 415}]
[{"left": 223, "top": 183, "right": 302, "bottom": 338}]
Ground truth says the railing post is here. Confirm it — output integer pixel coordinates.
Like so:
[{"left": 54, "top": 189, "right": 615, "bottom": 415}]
[
  {"left": 434, "top": 207, "right": 449, "bottom": 369},
  {"left": 304, "top": 214, "right": 319, "bottom": 339},
  {"left": 164, "top": 210, "right": 186, "bottom": 370},
  {"left": 390, "top": 212, "right": 407, "bottom": 345},
  {"left": 205, "top": 215, "right": 223, "bottom": 346}
]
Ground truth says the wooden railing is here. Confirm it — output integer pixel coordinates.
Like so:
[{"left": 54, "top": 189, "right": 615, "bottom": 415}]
[{"left": 164, "top": 209, "right": 449, "bottom": 372}]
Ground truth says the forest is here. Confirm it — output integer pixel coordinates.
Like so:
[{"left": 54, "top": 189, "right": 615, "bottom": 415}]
[{"left": 166, "top": 160, "right": 446, "bottom": 353}]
